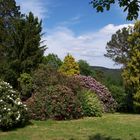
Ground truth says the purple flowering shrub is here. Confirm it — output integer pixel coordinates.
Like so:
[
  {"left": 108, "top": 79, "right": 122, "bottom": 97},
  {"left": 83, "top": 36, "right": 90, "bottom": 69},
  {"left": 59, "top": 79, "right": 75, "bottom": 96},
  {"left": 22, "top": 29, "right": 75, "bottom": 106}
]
[{"left": 75, "top": 75, "right": 117, "bottom": 112}]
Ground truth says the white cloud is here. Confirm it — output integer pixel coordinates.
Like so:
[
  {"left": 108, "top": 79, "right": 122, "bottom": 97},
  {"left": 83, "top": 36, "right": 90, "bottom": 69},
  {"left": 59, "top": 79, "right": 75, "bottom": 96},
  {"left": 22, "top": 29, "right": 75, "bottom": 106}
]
[
  {"left": 45, "top": 24, "right": 133, "bottom": 68},
  {"left": 16, "top": 0, "right": 49, "bottom": 19}
]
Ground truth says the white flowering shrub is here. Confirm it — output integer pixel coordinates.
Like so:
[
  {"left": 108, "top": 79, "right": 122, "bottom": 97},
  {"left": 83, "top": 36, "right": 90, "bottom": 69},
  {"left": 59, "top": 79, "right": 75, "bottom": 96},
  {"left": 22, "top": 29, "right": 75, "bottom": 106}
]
[{"left": 0, "top": 80, "right": 29, "bottom": 130}]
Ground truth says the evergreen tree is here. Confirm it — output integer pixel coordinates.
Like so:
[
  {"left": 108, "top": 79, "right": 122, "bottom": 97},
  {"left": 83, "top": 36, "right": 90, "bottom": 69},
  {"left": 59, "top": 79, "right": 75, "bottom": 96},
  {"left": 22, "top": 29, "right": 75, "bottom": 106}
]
[
  {"left": 59, "top": 54, "right": 80, "bottom": 76},
  {"left": 0, "top": 0, "right": 21, "bottom": 85},
  {"left": 122, "top": 21, "right": 140, "bottom": 112},
  {"left": 0, "top": 0, "right": 46, "bottom": 88}
]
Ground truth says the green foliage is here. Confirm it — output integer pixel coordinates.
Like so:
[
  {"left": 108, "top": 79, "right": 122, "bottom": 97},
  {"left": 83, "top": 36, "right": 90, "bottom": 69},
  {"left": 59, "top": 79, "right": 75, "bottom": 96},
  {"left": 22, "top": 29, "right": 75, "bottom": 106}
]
[
  {"left": 27, "top": 64, "right": 84, "bottom": 120},
  {"left": 80, "top": 89, "right": 103, "bottom": 117},
  {"left": 78, "top": 60, "right": 94, "bottom": 76},
  {"left": 0, "top": 80, "right": 29, "bottom": 130},
  {"left": 59, "top": 54, "right": 80, "bottom": 76},
  {"left": 91, "top": 0, "right": 140, "bottom": 20},
  {"left": 26, "top": 85, "right": 83, "bottom": 120},
  {"left": 42, "top": 53, "right": 62, "bottom": 69},
  {"left": 108, "top": 85, "right": 127, "bottom": 112},
  {"left": 105, "top": 27, "right": 130, "bottom": 66},
  {"left": 18, "top": 73, "right": 33, "bottom": 100},
  {"left": 122, "top": 21, "right": 140, "bottom": 113},
  {"left": 0, "top": 0, "right": 46, "bottom": 88},
  {"left": 133, "top": 90, "right": 140, "bottom": 113},
  {"left": 0, "top": 0, "right": 21, "bottom": 87}
]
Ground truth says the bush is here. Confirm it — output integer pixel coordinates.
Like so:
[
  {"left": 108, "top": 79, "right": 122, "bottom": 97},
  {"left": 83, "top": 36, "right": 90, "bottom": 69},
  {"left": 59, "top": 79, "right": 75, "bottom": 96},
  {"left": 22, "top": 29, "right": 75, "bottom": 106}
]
[
  {"left": 26, "top": 85, "right": 83, "bottom": 120},
  {"left": 75, "top": 75, "right": 117, "bottom": 112},
  {"left": 32, "top": 64, "right": 82, "bottom": 93},
  {"left": 78, "top": 60, "right": 93, "bottom": 76},
  {"left": 18, "top": 73, "right": 33, "bottom": 100},
  {"left": 108, "top": 85, "right": 127, "bottom": 112},
  {"left": 133, "top": 90, "right": 140, "bottom": 113},
  {"left": 0, "top": 80, "right": 29, "bottom": 130},
  {"left": 80, "top": 89, "right": 103, "bottom": 117}
]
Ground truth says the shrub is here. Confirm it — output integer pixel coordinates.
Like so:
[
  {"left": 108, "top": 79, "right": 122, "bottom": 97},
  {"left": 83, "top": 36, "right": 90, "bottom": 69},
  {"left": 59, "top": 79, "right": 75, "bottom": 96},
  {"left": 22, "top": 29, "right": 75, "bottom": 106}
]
[
  {"left": 133, "top": 90, "right": 140, "bottom": 113},
  {"left": 108, "top": 85, "right": 127, "bottom": 112},
  {"left": 0, "top": 80, "right": 29, "bottom": 130},
  {"left": 18, "top": 73, "right": 33, "bottom": 100},
  {"left": 32, "top": 64, "right": 82, "bottom": 93},
  {"left": 75, "top": 75, "right": 117, "bottom": 112},
  {"left": 26, "top": 85, "right": 83, "bottom": 120},
  {"left": 80, "top": 89, "right": 103, "bottom": 117}
]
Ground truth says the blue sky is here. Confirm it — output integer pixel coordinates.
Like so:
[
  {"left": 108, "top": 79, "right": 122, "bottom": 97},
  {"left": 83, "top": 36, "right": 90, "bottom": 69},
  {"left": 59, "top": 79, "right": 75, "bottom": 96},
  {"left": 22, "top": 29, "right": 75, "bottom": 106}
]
[{"left": 16, "top": 0, "right": 133, "bottom": 68}]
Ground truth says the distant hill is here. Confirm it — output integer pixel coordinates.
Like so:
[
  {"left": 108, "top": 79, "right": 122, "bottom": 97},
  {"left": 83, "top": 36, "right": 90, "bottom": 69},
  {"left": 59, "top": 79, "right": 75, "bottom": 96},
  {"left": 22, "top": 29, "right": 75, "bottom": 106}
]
[{"left": 90, "top": 66, "right": 123, "bottom": 85}]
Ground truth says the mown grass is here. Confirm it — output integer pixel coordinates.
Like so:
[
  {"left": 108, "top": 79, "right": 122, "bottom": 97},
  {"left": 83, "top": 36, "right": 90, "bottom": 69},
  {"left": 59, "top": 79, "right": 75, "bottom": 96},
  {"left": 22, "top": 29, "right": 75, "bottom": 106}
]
[{"left": 0, "top": 113, "right": 140, "bottom": 140}]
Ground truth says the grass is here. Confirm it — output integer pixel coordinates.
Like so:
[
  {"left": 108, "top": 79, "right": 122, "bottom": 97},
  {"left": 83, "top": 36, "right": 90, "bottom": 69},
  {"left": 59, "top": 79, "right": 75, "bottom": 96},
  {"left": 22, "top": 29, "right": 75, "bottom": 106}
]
[{"left": 0, "top": 113, "right": 140, "bottom": 140}]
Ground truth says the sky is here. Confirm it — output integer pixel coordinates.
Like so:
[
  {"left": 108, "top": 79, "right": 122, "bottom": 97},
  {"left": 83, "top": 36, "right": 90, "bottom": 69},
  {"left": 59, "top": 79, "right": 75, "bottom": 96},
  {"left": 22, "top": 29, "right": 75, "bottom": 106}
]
[{"left": 16, "top": 0, "right": 133, "bottom": 68}]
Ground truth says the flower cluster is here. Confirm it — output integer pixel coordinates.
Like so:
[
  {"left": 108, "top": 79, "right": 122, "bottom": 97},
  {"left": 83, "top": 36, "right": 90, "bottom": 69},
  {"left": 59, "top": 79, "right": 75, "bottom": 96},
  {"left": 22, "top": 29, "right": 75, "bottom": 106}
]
[
  {"left": 75, "top": 75, "right": 117, "bottom": 112},
  {"left": 0, "top": 80, "right": 29, "bottom": 130}
]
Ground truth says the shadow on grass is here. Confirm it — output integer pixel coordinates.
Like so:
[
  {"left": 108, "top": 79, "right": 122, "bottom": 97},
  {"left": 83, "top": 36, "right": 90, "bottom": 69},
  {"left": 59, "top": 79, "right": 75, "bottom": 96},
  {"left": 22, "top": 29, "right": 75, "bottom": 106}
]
[
  {"left": 89, "top": 134, "right": 121, "bottom": 140},
  {"left": 0, "top": 121, "right": 33, "bottom": 132},
  {"left": 69, "top": 133, "right": 138, "bottom": 140},
  {"left": 88, "top": 134, "right": 138, "bottom": 140}
]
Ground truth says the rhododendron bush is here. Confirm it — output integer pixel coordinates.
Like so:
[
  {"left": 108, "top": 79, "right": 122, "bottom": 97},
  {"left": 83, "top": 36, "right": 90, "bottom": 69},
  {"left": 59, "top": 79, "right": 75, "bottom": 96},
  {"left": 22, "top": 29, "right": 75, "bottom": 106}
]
[
  {"left": 75, "top": 75, "right": 117, "bottom": 112},
  {"left": 0, "top": 80, "right": 29, "bottom": 130}
]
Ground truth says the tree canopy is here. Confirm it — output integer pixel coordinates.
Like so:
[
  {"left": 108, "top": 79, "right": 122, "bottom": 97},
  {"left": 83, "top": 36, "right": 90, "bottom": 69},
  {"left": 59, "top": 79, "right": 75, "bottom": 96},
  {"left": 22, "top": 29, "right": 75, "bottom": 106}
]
[
  {"left": 0, "top": 0, "right": 46, "bottom": 88},
  {"left": 91, "top": 0, "right": 140, "bottom": 20},
  {"left": 105, "top": 27, "right": 131, "bottom": 66},
  {"left": 105, "top": 21, "right": 140, "bottom": 112}
]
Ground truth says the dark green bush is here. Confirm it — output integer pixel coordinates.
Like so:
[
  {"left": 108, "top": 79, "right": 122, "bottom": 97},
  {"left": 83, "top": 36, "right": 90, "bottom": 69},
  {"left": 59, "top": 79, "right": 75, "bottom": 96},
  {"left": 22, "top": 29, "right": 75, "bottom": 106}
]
[
  {"left": 0, "top": 80, "right": 29, "bottom": 130},
  {"left": 26, "top": 85, "right": 83, "bottom": 120},
  {"left": 108, "top": 85, "right": 127, "bottom": 112},
  {"left": 80, "top": 89, "right": 103, "bottom": 117},
  {"left": 133, "top": 90, "right": 140, "bottom": 113},
  {"left": 18, "top": 73, "right": 33, "bottom": 100}
]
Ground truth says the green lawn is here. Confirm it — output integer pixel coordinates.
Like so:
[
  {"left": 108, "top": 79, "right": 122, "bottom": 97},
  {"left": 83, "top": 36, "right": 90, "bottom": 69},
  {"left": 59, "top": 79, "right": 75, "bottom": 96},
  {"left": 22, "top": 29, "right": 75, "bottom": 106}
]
[{"left": 0, "top": 113, "right": 140, "bottom": 140}]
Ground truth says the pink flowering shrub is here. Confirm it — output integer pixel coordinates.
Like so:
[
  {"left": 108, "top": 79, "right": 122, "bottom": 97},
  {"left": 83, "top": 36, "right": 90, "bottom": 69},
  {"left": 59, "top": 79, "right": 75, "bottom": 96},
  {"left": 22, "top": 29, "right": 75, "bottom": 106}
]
[
  {"left": 75, "top": 75, "right": 117, "bottom": 112},
  {"left": 26, "top": 85, "right": 83, "bottom": 120}
]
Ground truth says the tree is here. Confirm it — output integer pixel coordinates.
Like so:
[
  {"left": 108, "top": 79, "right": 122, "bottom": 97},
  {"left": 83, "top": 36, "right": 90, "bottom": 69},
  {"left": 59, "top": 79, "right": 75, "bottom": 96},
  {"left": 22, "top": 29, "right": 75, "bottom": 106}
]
[
  {"left": 105, "top": 27, "right": 131, "bottom": 66},
  {"left": 78, "top": 60, "right": 93, "bottom": 76},
  {"left": 0, "top": 0, "right": 21, "bottom": 86},
  {"left": 0, "top": 0, "right": 46, "bottom": 88},
  {"left": 7, "top": 12, "right": 45, "bottom": 73},
  {"left": 42, "top": 53, "right": 62, "bottom": 69},
  {"left": 105, "top": 21, "right": 140, "bottom": 112},
  {"left": 59, "top": 54, "right": 80, "bottom": 76},
  {"left": 90, "top": 0, "right": 140, "bottom": 20},
  {"left": 122, "top": 21, "right": 140, "bottom": 112}
]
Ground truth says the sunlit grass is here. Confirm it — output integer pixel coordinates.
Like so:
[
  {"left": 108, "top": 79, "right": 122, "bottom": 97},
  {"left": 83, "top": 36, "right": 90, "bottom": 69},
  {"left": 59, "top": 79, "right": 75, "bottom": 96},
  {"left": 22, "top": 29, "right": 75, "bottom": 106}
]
[{"left": 0, "top": 113, "right": 140, "bottom": 140}]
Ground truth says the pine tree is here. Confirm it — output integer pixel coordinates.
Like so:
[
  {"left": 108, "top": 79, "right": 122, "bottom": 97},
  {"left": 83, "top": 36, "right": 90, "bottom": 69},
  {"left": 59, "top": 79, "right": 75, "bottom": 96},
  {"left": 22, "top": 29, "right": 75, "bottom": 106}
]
[
  {"left": 0, "top": 0, "right": 21, "bottom": 85},
  {"left": 0, "top": 1, "right": 46, "bottom": 88},
  {"left": 59, "top": 54, "right": 80, "bottom": 76}
]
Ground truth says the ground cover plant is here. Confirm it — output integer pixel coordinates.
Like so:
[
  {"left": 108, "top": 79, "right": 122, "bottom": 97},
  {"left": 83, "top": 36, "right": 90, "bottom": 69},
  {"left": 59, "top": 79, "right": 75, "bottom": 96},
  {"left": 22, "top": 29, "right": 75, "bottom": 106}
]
[{"left": 0, "top": 114, "right": 140, "bottom": 140}]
